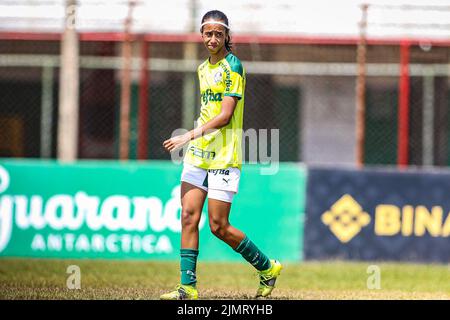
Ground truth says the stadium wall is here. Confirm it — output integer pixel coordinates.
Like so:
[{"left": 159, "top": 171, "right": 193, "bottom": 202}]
[{"left": 1, "top": 159, "right": 450, "bottom": 264}]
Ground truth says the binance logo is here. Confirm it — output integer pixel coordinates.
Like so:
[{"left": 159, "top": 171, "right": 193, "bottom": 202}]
[{"left": 321, "top": 194, "right": 371, "bottom": 243}]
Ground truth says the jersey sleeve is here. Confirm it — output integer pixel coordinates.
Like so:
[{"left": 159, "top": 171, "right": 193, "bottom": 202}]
[{"left": 224, "top": 55, "right": 245, "bottom": 100}]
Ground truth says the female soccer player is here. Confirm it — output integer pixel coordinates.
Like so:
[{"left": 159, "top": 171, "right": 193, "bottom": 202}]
[{"left": 160, "top": 10, "right": 282, "bottom": 300}]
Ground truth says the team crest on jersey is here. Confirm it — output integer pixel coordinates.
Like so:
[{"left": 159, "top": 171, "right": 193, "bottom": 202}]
[{"left": 214, "top": 71, "right": 223, "bottom": 84}]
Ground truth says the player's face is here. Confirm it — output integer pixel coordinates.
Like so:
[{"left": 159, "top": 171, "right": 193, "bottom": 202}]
[{"left": 201, "top": 22, "right": 227, "bottom": 55}]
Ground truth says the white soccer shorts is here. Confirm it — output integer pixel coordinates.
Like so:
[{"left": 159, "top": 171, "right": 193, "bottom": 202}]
[{"left": 180, "top": 163, "right": 241, "bottom": 203}]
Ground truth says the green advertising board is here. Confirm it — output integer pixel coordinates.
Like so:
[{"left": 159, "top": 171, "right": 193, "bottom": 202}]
[{"left": 0, "top": 160, "right": 306, "bottom": 262}]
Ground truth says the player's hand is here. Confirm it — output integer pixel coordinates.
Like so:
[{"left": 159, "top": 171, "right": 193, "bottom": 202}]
[{"left": 163, "top": 133, "right": 191, "bottom": 152}]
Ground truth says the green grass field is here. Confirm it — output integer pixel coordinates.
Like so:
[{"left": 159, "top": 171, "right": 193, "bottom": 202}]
[{"left": 0, "top": 258, "right": 449, "bottom": 300}]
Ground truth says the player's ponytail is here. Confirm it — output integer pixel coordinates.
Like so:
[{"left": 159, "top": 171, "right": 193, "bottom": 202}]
[
  {"left": 200, "top": 10, "right": 233, "bottom": 52},
  {"left": 225, "top": 34, "right": 233, "bottom": 52}
]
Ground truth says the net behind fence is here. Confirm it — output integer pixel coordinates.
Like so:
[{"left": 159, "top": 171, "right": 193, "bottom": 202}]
[{"left": 0, "top": 38, "right": 449, "bottom": 167}]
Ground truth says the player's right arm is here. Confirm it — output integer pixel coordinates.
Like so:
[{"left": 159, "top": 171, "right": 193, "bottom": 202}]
[{"left": 162, "top": 96, "right": 237, "bottom": 153}]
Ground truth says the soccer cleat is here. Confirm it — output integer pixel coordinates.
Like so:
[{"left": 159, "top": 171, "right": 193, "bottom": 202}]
[
  {"left": 256, "top": 259, "right": 283, "bottom": 298},
  {"left": 160, "top": 284, "right": 198, "bottom": 300}
]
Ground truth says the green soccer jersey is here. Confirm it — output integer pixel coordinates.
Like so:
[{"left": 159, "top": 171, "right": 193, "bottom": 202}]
[{"left": 184, "top": 52, "right": 245, "bottom": 170}]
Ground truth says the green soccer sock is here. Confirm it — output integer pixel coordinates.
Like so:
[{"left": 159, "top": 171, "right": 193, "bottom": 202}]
[
  {"left": 234, "top": 236, "right": 271, "bottom": 271},
  {"left": 180, "top": 248, "right": 199, "bottom": 287}
]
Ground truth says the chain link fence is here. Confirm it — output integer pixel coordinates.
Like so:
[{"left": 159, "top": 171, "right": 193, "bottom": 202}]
[
  {"left": 0, "top": 38, "right": 449, "bottom": 167},
  {"left": 363, "top": 44, "right": 450, "bottom": 166}
]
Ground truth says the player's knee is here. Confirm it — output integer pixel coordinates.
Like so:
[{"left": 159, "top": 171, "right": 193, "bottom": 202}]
[
  {"left": 209, "top": 220, "right": 229, "bottom": 239},
  {"left": 181, "top": 208, "right": 200, "bottom": 229}
]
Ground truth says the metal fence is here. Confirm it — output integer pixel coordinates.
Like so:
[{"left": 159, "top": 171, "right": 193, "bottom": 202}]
[{"left": 0, "top": 35, "right": 449, "bottom": 167}]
